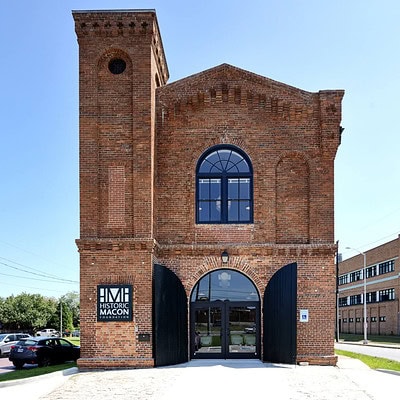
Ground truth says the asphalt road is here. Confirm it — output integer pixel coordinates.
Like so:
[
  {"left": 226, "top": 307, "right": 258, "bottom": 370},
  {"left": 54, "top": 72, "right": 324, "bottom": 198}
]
[
  {"left": 335, "top": 342, "right": 400, "bottom": 362},
  {"left": 0, "top": 356, "right": 14, "bottom": 374}
]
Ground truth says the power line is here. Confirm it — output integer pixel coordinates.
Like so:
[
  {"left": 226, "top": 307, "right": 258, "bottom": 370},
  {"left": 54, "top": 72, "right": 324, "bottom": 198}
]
[
  {"left": 0, "top": 271, "right": 77, "bottom": 284},
  {"left": 361, "top": 230, "right": 400, "bottom": 248},
  {"left": 0, "top": 258, "right": 78, "bottom": 284},
  {"left": 341, "top": 230, "right": 400, "bottom": 259},
  {"left": 0, "top": 280, "right": 77, "bottom": 295},
  {"left": 0, "top": 255, "right": 73, "bottom": 280},
  {"left": 0, "top": 239, "right": 74, "bottom": 270},
  {"left": 358, "top": 206, "right": 400, "bottom": 232}
]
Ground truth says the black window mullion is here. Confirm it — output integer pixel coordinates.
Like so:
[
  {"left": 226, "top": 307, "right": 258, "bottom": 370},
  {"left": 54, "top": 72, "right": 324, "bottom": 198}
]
[{"left": 221, "top": 175, "right": 227, "bottom": 223}]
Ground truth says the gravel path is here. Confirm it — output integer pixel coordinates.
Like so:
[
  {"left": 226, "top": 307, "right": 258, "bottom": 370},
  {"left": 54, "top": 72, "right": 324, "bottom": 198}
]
[{"left": 39, "top": 358, "right": 399, "bottom": 400}]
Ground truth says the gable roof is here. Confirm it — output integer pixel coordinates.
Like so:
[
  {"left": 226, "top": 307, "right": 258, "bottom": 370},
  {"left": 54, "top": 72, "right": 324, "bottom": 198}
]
[{"left": 161, "top": 63, "right": 317, "bottom": 100}]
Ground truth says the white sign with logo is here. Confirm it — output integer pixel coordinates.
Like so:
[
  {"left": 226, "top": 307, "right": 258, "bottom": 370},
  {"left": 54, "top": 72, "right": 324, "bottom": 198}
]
[{"left": 300, "top": 309, "right": 309, "bottom": 323}]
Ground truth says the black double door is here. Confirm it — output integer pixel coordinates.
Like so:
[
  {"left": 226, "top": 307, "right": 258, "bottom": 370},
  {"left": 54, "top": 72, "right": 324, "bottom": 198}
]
[{"left": 191, "top": 300, "right": 260, "bottom": 359}]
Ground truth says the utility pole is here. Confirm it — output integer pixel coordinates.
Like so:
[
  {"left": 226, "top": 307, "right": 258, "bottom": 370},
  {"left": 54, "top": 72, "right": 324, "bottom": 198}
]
[
  {"left": 60, "top": 301, "right": 63, "bottom": 336},
  {"left": 335, "top": 241, "right": 340, "bottom": 342}
]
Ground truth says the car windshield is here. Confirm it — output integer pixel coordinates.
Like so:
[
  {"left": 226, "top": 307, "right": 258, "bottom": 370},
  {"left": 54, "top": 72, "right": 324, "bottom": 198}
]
[
  {"left": 17, "top": 339, "right": 37, "bottom": 346},
  {"left": 0, "top": 334, "right": 7, "bottom": 341}
]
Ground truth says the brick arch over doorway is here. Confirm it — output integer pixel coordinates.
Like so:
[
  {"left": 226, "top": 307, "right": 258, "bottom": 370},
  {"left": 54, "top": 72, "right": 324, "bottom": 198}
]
[{"left": 185, "top": 256, "right": 264, "bottom": 296}]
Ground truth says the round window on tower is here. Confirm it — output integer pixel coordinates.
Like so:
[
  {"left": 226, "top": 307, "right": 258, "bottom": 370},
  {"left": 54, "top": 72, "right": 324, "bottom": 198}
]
[{"left": 108, "top": 58, "right": 126, "bottom": 75}]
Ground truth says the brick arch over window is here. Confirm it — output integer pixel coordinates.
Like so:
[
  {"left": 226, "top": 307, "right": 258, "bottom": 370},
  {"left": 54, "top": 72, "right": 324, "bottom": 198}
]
[{"left": 275, "top": 153, "right": 310, "bottom": 244}]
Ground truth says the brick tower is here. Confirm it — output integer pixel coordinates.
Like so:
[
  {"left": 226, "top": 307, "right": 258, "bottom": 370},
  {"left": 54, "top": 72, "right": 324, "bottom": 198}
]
[{"left": 73, "top": 10, "right": 168, "bottom": 369}]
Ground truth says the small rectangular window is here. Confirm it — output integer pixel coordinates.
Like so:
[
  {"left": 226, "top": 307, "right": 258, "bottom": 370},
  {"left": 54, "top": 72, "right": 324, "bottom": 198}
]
[
  {"left": 350, "top": 270, "right": 362, "bottom": 282},
  {"left": 379, "top": 288, "right": 395, "bottom": 302},
  {"left": 339, "top": 297, "right": 348, "bottom": 307},
  {"left": 379, "top": 260, "right": 395, "bottom": 275},
  {"left": 366, "top": 265, "right": 377, "bottom": 278}
]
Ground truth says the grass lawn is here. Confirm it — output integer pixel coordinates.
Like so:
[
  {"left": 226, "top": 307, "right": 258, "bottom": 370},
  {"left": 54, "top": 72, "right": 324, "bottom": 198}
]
[
  {"left": 339, "top": 333, "right": 400, "bottom": 344},
  {"left": 0, "top": 362, "right": 77, "bottom": 383},
  {"left": 336, "top": 349, "right": 400, "bottom": 372},
  {"left": 67, "top": 337, "right": 80, "bottom": 346},
  {"left": 0, "top": 336, "right": 80, "bottom": 383}
]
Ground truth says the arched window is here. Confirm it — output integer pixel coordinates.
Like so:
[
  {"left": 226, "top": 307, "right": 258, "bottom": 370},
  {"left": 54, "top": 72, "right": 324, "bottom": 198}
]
[
  {"left": 196, "top": 145, "right": 253, "bottom": 223},
  {"left": 191, "top": 269, "right": 259, "bottom": 302}
]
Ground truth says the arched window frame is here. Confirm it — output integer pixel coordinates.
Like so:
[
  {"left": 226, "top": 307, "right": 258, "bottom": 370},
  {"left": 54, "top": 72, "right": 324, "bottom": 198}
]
[
  {"left": 196, "top": 145, "right": 253, "bottom": 224},
  {"left": 190, "top": 269, "right": 260, "bottom": 302}
]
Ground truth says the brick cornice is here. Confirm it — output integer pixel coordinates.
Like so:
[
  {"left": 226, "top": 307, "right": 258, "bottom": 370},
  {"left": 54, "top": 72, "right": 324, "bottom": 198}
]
[
  {"left": 72, "top": 10, "right": 169, "bottom": 83},
  {"left": 76, "top": 238, "right": 157, "bottom": 252},
  {"left": 76, "top": 238, "right": 336, "bottom": 256},
  {"left": 155, "top": 242, "right": 337, "bottom": 258}
]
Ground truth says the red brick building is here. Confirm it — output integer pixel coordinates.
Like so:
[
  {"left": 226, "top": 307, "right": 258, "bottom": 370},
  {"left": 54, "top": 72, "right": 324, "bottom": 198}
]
[
  {"left": 339, "top": 237, "right": 400, "bottom": 336},
  {"left": 73, "top": 9, "right": 344, "bottom": 369}
]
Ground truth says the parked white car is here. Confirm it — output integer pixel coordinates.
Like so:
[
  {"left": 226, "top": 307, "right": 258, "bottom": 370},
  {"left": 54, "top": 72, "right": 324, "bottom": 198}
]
[
  {"left": 0, "top": 333, "right": 30, "bottom": 356},
  {"left": 35, "top": 328, "right": 59, "bottom": 337}
]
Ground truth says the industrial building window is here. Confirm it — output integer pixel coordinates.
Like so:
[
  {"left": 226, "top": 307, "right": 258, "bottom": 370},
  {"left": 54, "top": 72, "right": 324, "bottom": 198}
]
[
  {"left": 366, "top": 291, "right": 377, "bottom": 303},
  {"left": 379, "top": 288, "right": 395, "bottom": 302},
  {"left": 338, "top": 275, "right": 348, "bottom": 285},
  {"left": 349, "top": 294, "right": 362, "bottom": 305},
  {"left": 365, "top": 265, "right": 377, "bottom": 278},
  {"left": 378, "top": 260, "right": 394, "bottom": 275},
  {"left": 379, "top": 316, "right": 386, "bottom": 322},
  {"left": 339, "top": 297, "right": 348, "bottom": 307},
  {"left": 349, "top": 270, "right": 362, "bottom": 282},
  {"left": 196, "top": 145, "right": 253, "bottom": 223},
  {"left": 371, "top": 317, "right": 377, "bottom": 322}
]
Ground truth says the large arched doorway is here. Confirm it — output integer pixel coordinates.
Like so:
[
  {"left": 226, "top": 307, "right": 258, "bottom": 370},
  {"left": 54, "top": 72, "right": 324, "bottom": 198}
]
[{"left": 190, "top": 269, "right": 260, "bottom": 359}]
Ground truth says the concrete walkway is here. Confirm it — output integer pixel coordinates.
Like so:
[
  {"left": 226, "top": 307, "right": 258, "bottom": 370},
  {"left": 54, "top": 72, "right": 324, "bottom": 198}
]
[{"left": 0, "top": 357, "right": 398, "bottom": 400}]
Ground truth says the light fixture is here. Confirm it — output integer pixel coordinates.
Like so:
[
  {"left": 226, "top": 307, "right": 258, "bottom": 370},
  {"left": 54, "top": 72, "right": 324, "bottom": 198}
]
[{"left": 221, "top": 250, "right": 229, "bottom": 263}]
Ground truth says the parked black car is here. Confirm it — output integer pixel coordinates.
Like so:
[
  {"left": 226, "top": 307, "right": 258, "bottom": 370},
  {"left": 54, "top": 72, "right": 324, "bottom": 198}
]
[{"left": 9, "top": 337, "right": 80, "bottom": 369}]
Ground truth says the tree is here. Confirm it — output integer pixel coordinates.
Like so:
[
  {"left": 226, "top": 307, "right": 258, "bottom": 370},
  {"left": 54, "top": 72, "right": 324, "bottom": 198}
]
[
  {"left": 0, "top": 292, "right": 80, "bottom": 333},
  {"left": 0, "top": 293, "right": 57, "bottom": 332},
  {"left": 47, "top": 301, "right": 74, "bottom": 334},
  {"left": 60, "top": 291, "right": 80, "bottom": 328}
]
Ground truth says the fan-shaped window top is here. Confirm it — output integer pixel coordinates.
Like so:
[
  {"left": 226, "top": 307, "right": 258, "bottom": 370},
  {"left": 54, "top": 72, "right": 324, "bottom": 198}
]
[
  {"left": 191, "top": 269, "right": 259, "bottom": 302},
  {"left": 196, "top": 146, "right": 253, "bottom": 224},
  {"left": 198, "top": 149, "right": 250, "bottom": 174}
]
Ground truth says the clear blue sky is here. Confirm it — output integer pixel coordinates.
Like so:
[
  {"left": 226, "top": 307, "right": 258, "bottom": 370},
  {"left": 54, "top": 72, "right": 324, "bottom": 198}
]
[{"left": 1, "top": 0, "right": 399, "bottom": 298}]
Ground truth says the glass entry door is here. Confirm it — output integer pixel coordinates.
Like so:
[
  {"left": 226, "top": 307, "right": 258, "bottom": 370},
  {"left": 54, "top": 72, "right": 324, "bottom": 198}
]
[
  {"left": 192, "top": 304, "right": 223, "bottom": 356},
  {"left": 191, "top": 300, "right": 260, "bottom": 359}
]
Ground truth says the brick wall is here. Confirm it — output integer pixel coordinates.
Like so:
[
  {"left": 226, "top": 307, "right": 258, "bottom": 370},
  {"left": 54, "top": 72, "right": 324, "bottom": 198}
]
[{"left": 74, "top": 9, "right": 344, "bottom": 368}]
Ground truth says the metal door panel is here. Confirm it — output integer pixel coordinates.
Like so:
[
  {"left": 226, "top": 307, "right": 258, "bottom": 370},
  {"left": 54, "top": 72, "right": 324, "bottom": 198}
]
[
  {"left": 263, "top": 263, "right": 297, "bottom": 364},
  {"left": 154, "top": 264, "right": 188, "bottom": 366}
]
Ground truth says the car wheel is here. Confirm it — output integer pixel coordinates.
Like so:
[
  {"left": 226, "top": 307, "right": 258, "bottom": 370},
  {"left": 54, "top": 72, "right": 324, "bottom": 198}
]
[
  {"left": 38, "top": 356, "right": 51, "bottom": 367},
  {"left": 13, "top": 361, "right": 24, "bottom": 369}
]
